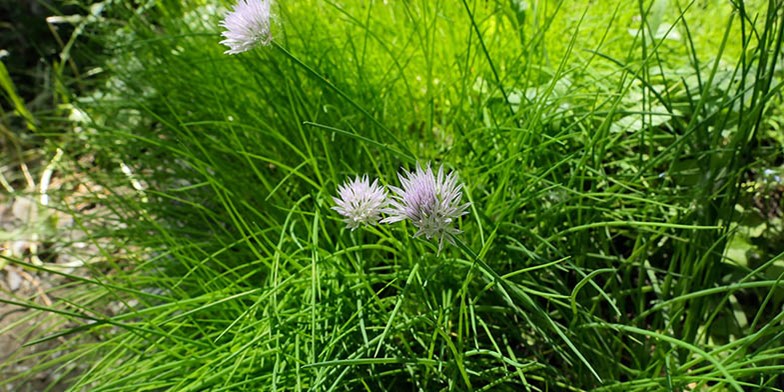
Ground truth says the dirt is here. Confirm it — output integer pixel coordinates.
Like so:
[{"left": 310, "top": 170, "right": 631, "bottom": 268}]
[
  {"left": 0, "top": 265, "right": 72, "bottom": 392},
  {"left": 0, "top": 159, "right": 104, "bottom": 391}
]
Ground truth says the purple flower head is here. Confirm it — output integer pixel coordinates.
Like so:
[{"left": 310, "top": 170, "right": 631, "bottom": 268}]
[
  {"left": 332, "top": 175, "right": 388, "bottom": 230},
  {"left": 382, "top": 163, "right": 471, "bottom": 248},
  {"left": 220, "top": 0, "right": 272, "bottom": 55}
]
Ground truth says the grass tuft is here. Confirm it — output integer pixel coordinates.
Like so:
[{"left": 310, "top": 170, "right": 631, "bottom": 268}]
[{"left": 3, "top": 0, "right": 784, "bottom": 390}]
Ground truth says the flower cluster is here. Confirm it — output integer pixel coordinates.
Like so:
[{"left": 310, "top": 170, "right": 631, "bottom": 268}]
[
  {"left": 383, "top": 164, "right": 471, "bottom": 247},
  {"left": 332, "top": 163, "right": 471, "bottom": 248},
  {"left": 219, "top": 0, "right": 273, "bottom": 55},
  {"left": 332, "top": 175, "right": 388, "bottom": 230}
]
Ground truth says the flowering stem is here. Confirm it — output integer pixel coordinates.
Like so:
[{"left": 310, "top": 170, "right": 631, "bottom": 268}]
[{"left": 449, "top": 235, "right": 602, "bottom": 382}]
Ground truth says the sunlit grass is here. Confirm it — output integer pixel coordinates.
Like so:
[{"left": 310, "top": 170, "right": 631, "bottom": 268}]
[{"left": 2, "top": 0, "right": 783, "bottom": 390}]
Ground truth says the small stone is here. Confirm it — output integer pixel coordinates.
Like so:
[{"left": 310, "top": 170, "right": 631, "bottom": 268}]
[
  {"left": 6, "top": 268, "right": 21, "bottom": 291},
  {"left": 11, "top": 197, "right": 36, "bottom": 222}
]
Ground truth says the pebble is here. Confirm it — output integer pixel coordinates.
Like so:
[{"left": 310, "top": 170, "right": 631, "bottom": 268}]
[{"left": 5, "top": 268, "right": 21, "bottom": 291}]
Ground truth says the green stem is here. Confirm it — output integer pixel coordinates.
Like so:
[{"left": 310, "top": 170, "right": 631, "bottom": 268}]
[
  {"left": 271, "top": 41, "right": 416, "bottom": 163},
  {"left": 450, "top": 235, "right": 602, "bottom": 382}
]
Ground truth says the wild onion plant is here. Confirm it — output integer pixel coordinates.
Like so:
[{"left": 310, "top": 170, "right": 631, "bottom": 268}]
[{"left": 2, "top": 0, "right": 783, "bottom": 390}]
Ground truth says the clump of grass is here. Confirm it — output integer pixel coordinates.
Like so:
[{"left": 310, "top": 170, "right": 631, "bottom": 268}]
[{"left": 3, "top": 0, "right": 784, "bottom": 390}]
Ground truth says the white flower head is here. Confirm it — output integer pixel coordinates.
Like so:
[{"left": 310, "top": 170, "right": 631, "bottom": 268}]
[
  {"left": 219, "top": 0, "right": 272, "bottom": 55},
  {"left": 333, "top": 175, "right": 388, "bottom": 230},
  {"left": 382, "top": 163, "right": 471, "bottom": 248}
]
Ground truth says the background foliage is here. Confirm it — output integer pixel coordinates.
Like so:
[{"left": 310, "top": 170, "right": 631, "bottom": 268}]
[{"left": 2, "top": 0, "right": 784, "bottom": 390}]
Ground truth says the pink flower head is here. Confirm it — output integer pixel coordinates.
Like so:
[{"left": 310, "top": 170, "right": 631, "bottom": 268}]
[
  {"left": 333, "top": 175, "right": 388, "bottom": 230},
  {"left": 219, "top": 0, "right": 272, "bottom": 55},
  {"left": 383, "top": 163, "right": 470, "bottom": 248}
]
